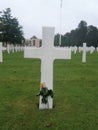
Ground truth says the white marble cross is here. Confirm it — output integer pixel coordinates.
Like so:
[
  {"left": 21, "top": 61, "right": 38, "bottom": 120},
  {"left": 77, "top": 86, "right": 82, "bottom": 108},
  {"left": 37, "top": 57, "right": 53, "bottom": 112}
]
[
  {"left": 0, "top": 42, "right": 2, "bottom": 62},
  {"left": 24, "top": 27, "right": 71, "bottom": 109},
  {"left": 90, "top": 46, "right": 95, "bottom": 54},
  {"left": 82, "top": 43, "right": 86, "bottom": 63},
  {"left": 7, "top": 44, "right": 10, "bottom": 54}
]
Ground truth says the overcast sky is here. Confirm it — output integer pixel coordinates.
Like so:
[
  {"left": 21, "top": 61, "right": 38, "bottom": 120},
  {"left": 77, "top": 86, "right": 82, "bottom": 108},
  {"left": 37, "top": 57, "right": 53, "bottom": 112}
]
[{"left": 0, "top": 0, "right": 98, "bottom": 39}]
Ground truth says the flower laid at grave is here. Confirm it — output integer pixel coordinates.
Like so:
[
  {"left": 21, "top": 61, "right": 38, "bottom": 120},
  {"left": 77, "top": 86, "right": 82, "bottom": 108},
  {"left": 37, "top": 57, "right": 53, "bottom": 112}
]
[{"left": 36, "top": 83, "right": 53, "bottom": 104}]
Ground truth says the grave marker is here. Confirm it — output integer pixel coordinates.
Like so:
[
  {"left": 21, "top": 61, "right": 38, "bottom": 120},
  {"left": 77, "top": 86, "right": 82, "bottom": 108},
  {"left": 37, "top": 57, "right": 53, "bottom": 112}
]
[
  {"left": 82, "top": 43, "right": 86, "bottom": 63},
  {"left": 7, "top": 44, "right": 10, "bottom": 54},
  {"left": 90, "top": 46, "right": 95, "bottom": 54},
  {"left": 24, "top": 27, "right": 71, "bottom": 109}
]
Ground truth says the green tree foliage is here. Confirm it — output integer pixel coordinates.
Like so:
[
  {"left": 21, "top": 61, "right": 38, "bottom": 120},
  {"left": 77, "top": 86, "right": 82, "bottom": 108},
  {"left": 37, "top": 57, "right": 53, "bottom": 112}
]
[
  {"left": 0, "top": 8, "right": 24, "bottom": 45},
  {"left": 86, "top": 25, "right": 98, "bottom": 47},
  {"left": 54, "top": 33, "right": 60, "bottom": 46},
  {"left": 54, "top": 20, "right": 98, "bottom": 47}
]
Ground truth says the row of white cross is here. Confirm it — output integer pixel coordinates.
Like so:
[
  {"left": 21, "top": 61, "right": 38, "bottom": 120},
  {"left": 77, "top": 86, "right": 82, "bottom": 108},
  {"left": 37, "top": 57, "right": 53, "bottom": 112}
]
[
  {"left": 71, "top": 46, "right": 96, "bottom": 54},
  {"left": 5, "top": 44, "right": 24, "bottom": 53},
  {"left": 1, "top": 43, "right": 97, "bottom": 55}
]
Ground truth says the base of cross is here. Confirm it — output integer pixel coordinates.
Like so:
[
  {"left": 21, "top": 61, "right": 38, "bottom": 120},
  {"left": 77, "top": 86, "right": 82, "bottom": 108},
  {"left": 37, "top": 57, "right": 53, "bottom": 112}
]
[
  {"left": 39, "top": 96, "right": 53, "bottom": 109},
  {"left": 36, "top": 82, "right": 53, "bottom": 109}
]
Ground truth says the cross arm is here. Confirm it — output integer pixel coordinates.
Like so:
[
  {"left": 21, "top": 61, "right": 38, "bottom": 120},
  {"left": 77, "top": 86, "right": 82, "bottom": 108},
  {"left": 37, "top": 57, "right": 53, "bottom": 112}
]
[
  {"left": 24, "top": 47, "right": 43, "bottom": 59},
  {"left": 53, "top": 47, "right": 71, "bottom": 60}
]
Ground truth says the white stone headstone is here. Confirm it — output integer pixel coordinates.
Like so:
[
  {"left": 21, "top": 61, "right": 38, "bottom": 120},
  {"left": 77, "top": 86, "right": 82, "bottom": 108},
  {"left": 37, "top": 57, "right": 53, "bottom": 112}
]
[
  {"left": 11, "top": 44, "right": 14, "bottom": 53},
  {"left": 96, "top": 47, "right": 98, "bottom": 52},
  {"left": 82, "top": 43, "right": 86, "bottom": 63},
  {"left": 7, "top": 44, "right": 10, "bottom": 54},
  {"left": 90, "top": 46, "right": 95, "bottom": 54},
  {"left": 71, "top": 46, "right": 77, "bottom": 54},
  {"left": 79, "top": 46, "right": 82, "bottom": 53},
  {"left": 24, "top": 27, "right": 71, "bottom": 109},
  {"left": 0, "top": 42, "right": 3, "bottom": 62}
]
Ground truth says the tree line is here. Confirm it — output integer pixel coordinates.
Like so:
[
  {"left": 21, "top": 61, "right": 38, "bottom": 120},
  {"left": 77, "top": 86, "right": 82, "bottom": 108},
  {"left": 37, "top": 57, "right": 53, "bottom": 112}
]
[
  {"left": 0, "top": 8, "right": 24, "bottom": 46},
  {"left": 54, "top": 21, "right": 98, "bottom": 47},
  {"left": 0, "top": 8, "right": 98, "bottom": 47}
]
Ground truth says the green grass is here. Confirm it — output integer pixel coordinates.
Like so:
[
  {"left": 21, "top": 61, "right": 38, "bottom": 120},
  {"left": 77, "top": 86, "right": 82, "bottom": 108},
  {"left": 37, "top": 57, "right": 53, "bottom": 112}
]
[{"left": 0, "top": 51, "right": 98, "bottom": 130}]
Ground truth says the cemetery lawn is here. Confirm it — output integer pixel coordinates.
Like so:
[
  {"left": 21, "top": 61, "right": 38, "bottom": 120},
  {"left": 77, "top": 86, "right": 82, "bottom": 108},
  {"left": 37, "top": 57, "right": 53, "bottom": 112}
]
[{"left": 0, "top": 51, "right": 98, "bottom": 130}]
